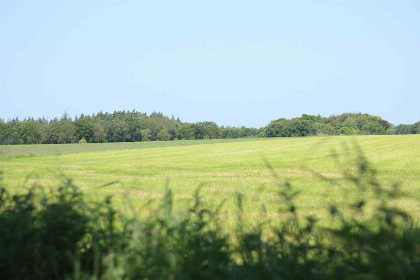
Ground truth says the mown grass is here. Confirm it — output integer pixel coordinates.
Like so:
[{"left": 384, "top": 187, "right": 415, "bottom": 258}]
[
  {"left": 0, "top": 135, "right": 419, "bottom": 228},
  {"left": 0, "top": 138, "right": 271, "bottom": 159}
]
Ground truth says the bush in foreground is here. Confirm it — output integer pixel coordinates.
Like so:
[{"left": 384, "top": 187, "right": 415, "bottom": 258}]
[{"left": 0, "top": 152, "right": 419, "bottom": 279}]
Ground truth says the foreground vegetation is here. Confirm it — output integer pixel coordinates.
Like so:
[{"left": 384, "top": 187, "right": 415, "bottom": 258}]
[
  {"left": 1, "top": 146, "right": 419, "bottom": 279},
  {"left": 1, "top": 110, "right": 419, "bottom": 145}
]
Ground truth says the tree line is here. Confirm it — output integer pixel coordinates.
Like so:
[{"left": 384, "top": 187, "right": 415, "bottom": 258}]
[
  {"left": 265, "top": 113, "right": 419, "bottom": 137},
  {"left": 0, "top": 110, "right": 418, "bottom": 145}
]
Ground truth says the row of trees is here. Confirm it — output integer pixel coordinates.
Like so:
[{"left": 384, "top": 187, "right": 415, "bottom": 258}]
[
  {"left": 394, "top": 123, "right": 420, "bottom": 135},
  {"left": 0, "top": 111, "right": 183, "bottom": 145},
  {"left": 0, "top": 111, "right": 418, "bottom": 145},
  {"left": 264, "top": 113, "right": 406, "bottom": 137}
]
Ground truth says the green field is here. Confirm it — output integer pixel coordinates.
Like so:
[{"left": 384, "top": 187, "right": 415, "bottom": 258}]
[
  {"left": 1, "top": 135, "right": 419, "bottom": 226},
  {"left": 0, "top": 137, "right": 271, "bottom": 158}
]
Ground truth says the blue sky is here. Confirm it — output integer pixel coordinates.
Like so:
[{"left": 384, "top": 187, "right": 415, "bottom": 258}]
[{"left": 1, "top": 0, "right": 419, "bottom": 127}]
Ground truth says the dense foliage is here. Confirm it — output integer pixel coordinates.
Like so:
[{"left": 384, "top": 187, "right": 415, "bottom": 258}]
[
  {"left": 0, "top": 153, "right": 419, "bottom": 279},
  {"left": 265, "top": 113, "right": 396, "bottom": 137},
  {"left": 0, "top": 111, "right": 418, "bottom": 145}
]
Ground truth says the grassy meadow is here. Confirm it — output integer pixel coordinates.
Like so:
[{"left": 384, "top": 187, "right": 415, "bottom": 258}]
[
  {"left": 1, "top": 135, "right": 419, "bottom": 227},
  {"left": 0, "top": 137, "right": 269, "bottom": 158}
]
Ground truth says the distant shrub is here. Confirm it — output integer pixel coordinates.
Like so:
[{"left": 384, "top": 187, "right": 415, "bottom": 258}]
[
  {"left": 0, "top": 151, "right": 419, "bottom": 279},
  {"left": 140, "top": 129, "right": 152, "bottom": 141},
  {"left": 79, "top": 138, "right": 87, "bottom": 144},
  {"left": 157, "top": 129, "right": 172, "bottom": 141}
]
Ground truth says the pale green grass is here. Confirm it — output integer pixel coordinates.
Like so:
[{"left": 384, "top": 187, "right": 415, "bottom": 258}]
[
  {"left": 0, "top": 138, "right": 271, "bottom": 158},
  {"left": 1, "top": 135, "right": 419, "bottom": 227}
]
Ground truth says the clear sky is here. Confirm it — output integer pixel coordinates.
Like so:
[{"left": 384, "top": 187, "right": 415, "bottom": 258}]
[{"left": 1, "top": 0, "right": 419, "bottom": 127}]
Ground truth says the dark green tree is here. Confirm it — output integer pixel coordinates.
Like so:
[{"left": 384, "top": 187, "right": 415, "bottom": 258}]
[
  {"left": 74, "top": 117, "right": 95, "bottom": 142},
  {"left": 0, "top": 120, "right": 13, "bottom": 144}
]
